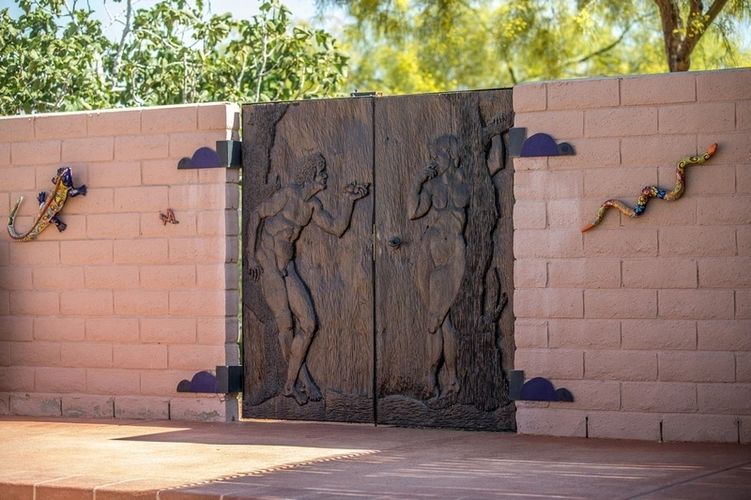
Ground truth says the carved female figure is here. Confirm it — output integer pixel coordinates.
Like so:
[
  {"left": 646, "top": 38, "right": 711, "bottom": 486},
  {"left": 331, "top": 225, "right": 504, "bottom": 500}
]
[
  {"left": 408, "top": 134, "right": 470, "bottom": 398},
  {"left": 246, "top": 153, "right": 369, "bottom": 405}
]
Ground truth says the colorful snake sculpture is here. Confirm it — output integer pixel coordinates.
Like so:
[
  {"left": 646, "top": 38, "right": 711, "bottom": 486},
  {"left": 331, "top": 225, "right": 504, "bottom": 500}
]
[
  {"left": 581, "top": 143, "right": 718, "bottom": 232},
  {"left": 7, "top": 167, "right": 86, "bottom": 241}
]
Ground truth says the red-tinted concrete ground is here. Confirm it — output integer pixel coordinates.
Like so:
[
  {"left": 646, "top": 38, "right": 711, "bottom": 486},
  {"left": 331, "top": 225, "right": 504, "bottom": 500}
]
[{"left": 1, "top": 417, "right": 749, "bottom": 499}]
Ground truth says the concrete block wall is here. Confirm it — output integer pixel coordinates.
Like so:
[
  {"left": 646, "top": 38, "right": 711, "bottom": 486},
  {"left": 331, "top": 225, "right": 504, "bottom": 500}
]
[
  {"left": 512, "top": 68, "right": 751, "bottom": 443},
  {"left": 0, "top": 103, "right": 241, "bottom": 421}
]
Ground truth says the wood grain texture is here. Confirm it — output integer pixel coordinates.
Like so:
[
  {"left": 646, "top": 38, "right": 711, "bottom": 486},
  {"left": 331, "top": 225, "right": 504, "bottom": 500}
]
[{"left": 242, "top": 99, "right": 374, "bottom": 422}]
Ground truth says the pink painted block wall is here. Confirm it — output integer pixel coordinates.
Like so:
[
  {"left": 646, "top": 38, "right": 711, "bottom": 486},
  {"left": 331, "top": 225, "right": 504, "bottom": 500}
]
[
  {"left": 0, "top": 103, "right": 241, "bottom": 421},
  {"left": 513, "top": 68, "right": 751, "bottom": 443}
]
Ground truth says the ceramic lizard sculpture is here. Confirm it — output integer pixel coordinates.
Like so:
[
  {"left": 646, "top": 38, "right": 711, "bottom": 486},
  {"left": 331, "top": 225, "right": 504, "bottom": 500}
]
[{"left": 7, "top": 167, "right": 86, "bottom": 241}]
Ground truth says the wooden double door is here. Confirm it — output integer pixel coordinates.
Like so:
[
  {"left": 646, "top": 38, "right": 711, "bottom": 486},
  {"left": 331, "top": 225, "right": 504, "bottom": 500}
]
[{"left": 241, "top": 89, "right": 515, "bottom": 430}]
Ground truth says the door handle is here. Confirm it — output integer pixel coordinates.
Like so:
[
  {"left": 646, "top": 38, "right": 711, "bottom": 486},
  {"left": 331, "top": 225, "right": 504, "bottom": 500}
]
[{"left": 387, "top": 236, "right": 403, "bottom": 249}]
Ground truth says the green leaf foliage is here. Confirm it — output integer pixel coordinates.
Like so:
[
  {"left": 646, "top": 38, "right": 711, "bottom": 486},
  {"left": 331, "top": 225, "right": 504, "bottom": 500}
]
[
  {"left": 0, "top": 0, "right": 349, "bottom": 115},
  {"left": 322, "top": 0, "right": 750, "bottom": 94}
]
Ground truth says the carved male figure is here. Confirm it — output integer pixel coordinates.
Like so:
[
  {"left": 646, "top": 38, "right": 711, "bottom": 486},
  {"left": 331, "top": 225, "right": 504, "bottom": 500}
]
[
  {"left": 247, "top": 153, "right": 369, "bottom": 405},
  {"left": 408, "top": 134, "right": 469, "bottom": 398}
]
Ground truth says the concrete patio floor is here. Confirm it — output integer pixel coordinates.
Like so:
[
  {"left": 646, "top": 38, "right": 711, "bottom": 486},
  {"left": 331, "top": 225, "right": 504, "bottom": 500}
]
[{"left": 1, "top": 417, "right": 750, "bottom": 499}]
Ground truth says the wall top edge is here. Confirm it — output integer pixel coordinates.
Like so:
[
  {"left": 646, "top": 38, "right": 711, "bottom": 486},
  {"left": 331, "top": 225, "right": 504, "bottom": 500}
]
[
  {"left": 514, "top": 67, "right": 751, "bottom": 88},
  {"left": 0, "top": 101, "right": 238, "bottom": 122}
]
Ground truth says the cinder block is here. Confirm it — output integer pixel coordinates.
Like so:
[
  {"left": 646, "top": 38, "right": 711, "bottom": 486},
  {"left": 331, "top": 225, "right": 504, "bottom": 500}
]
[
  {"left": 513, "top": 229, "right": 583, "bottom": 259},
  {"left": 512, "top": 157, "right": 547, "bottom": 171},
  {"left": 60, "top": 240, "right": 113, "bottom": 265},
  {"left": 113, "top": 344, "right": 168, "bottom": 369},
  {"left": 548, "top": 137, "right": 620, "bottom": 170},
  {"left": 0, "top": 316, "right": 33, "bottom": 342},
  {"left": 142, "top": 105, "right": 197, "bottom": 133},
  {"left": 0, "top": 168, "right": 35, "bottom": 192},
  {"left": 61, "top": 137, "right": 114, "bottom": 162},
  {"left": 515, "top": 110, "right": 584, "bottom": 139},
  {"left": 513, "top": 83, "right": 546, "bottom": 112},
  {"left": 86, "top": 214, "right": 140, "bottom": 239},
  {"left": 0, "top": 115, "right": 34, "bottom": 141},
  {"left": 547, "top": 78, "right": 619, "bottom": 110},
  {"left": 34, "top": 367, "right": 86, "bottom": 392},
  {"left": 621, "top": 72, "right": 696, "bottom": 105},
  {"left": 662, "top": 413, "right": 739, "bottom": 443},
  {"left": 11, "top": 140, "right": 61, "bottom": 164},
  {"left": 622, "top": 258, "right": 696, "bottom": 289},
  {"left": 738, "top": 290, "right": 751, "bottom": 319},
  {"left": 31, "top": 266, "right": 84, "bottom": 290},
  {"left": 515, "top": 348, "right": 583, "bottom": 379},
  {"left": 622, "top": 197, "right": 696, "bottom": 228},
  {"left": 114, "top": 135, "right": 169, "bottom": 160},
  {"left": 115, "top": 396, "right": 169, "bottom": 419},
  {"left": 699, "top": 257, "right": 751, "bottom": 288},
  {"left": 63, "top": 187, "right": 114, "bottom": 214},
  {"left": 585, "top": 107, "right": 657, "bottom": 137},
  {"left": 168, "top": 344, "right": 225, "bottom": 370},
  {"left": 169, "top": 238, "right": 226, "bottom": 263},
  {"left": 197, "top": 317, "right": 237, "bottom": 345},
  {"left": 514, "top": 260, "right": 547, "bottom": 288},
  {"left": 169, "top": 290, "right": 227, "bottom": 316},
  {"left": 584, "top": 167, "right": 658, "bottom": 198},
  {"left": 114, "top": 239, "right": 168, "bottom": 264},
  {"left": 140, "top": 369, "right": 191, "bottom": 396},
  {"left": 9, "top": 240, "right": 59, "bottom": 266},
  {"left": 197, "top": 209, "right": 238, "bottom": 237},
  {"left": 140, "top": 265, "right": 196, "bottom": 289},
  {"left": 34, "top": 113, "right": 87, "bottom": 139},
  {"left": 113, "top": 290, "right": 168, "bottom": 315},
  {"left": 33, "top": 317, "right": 85, "bottom": 342},
  {"left": 740, "top": 416, "right": 751, "bottom": 444},
  {"left": 515, "top": 319, "right": 548, "bottom": 348},
  {"left": 659, "top": 351, "right": 735, "bottom": 382},
  {"left": 86, "top": 161, "right": 141, "bottom": 187},
  {"left": 676, "top": 164, "right": 735, "bottom": 195},
  {"left": 738, "top": 100, "right": 751, "bottom": 130},
  {"left": 60, "top": 343, "right": 112, "bottom": 368},
  {"left": 114, "top": 186, "right": 169, "bottom": 212},
  {"left": 515, "top": 288, "right": 583, "bottom": 319},
  {"left": 10, "top": 290, "right": 60, "bottom": 315},
  {"left": 620, "top": 134, "right": 697, "bottom": 167},
  {"left": 198, "top": 103, "right": 240, "bottom": 131},
  {"left": 514, "top": 170, "right": 584, "bottom": 201},
  {"left": 170, "top": 397, "right": 228, "bottom": 422},
  {"left": 737, "top": 352, "right": 751, "bottom": 381},
  {"left": 659, "top": 102, "right": 735, "bottom": 134},
  {"left": 141, "top": 318, "right": 197, "bottom": 344},
  {"left": 621, "top": 319, "right": 696, "bottom": 350},
  {"left": 584, "top": 289, "right": 657, "bottom": 319},
  {"left": 0, "top": 366, "right": 35, "bottom": 392},
  {"left": 698, "top": 383, "right": 751, "bottom": 414},
  {"left": 142, "top": 158, "right": 199, "bottom": 185},
  {"left": 513, "top": 201, "right": 547, "bottom": 229},
  {"left": 86, "top": 368, "right": 140, "bottom": 395},
  {"left": 738, "top": 166, "right": 751, "bottom": 195},
  {"left": 587, "top": 411, "right": 662, "bottom": 441},
  {"left": 84, "top": 265, "right": 139, "bottom": 290},
  {"left": 548, "top": 258, "right": 620, "bottom": 289},
  {"left": 698, "top": 320, "right": 751, "bottom": 351},
  {"left": 548, "top": 319, "right": 620, "bottom": 349},
  {"left": 3, "top": 267, "right": 33, "bottom": 290},
  {"left": 659, "top": 226, "right": 736, "bottom": 257},
  {"left": 698, "top": 132, "right": 751, "bottom": 165},
  {"left": 0, "top": 143, "right": 10, "bottom": 165},
  {"left": 658, "top": 289, "right": 734, "bottom": 320},
  {"left": 140, "top": 211, "right": 198, "bottom": 237},
  {"left": 169, "top": 184, "right": 227, "bottom": 210},
  {"left": 86, "top": 318, "right": 139, "bottom": 343},
  {"left": 60, "top": 290, "right": 113, "bottom": 316},
  {"left": 585, "top": 350, "right": 658, "bottom": 381},
  {"left": 696, "top": 196, "right": 751, "bottom": 225},
  {"left": 549, "top": 379, "right": 621, "bottom": 411},
  {"left": 696, "top": 69, "right": 751, "bottom": 101},
  {"left": 169, "top": 131, "right": 227, "bottom": 158},
  {"left": 516, "top": 408, "right": 587, "bottom": 437},
  {"left": 86, "top": 109, "right": 141, "bottom": 136},
  {"left": 10, "top": 393, "right": 62, "bottom": 417},
  {"left": 621, "top": 382, "right": 697, "bottom": 412},
  {"left": 196, "top": 263, "right": 234, "bottom": 290},
  {"left": 62, "top": 395, "right": 115, "bottom": 418}
]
